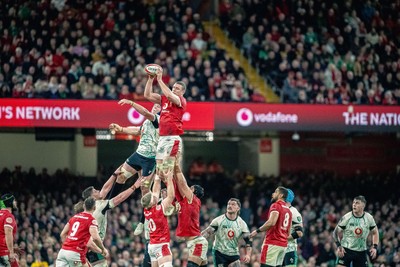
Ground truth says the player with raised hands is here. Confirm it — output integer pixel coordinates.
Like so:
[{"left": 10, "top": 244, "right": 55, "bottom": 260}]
[
  {"left": 108, "top": 98, "right": 161, "bottom": 195},
  {"left": 141, "top": 168, "right": 175, "bottom": 267},
  {"left": 144, "top": 67, "right": 187, "bottom": 176}
]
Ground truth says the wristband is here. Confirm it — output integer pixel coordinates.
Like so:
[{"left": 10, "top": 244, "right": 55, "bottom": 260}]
[
  {"left": 291, "top": 232, "right": 300, "bottom": 239},
  {"left": 373, "top": 244, "right": 378, "bottom": 249},
  {"left": 336, "top": 241, "right": 341, "bottom": 247},
  {"left": 256, "top": 228, "right": 261, "bottom": 233}
]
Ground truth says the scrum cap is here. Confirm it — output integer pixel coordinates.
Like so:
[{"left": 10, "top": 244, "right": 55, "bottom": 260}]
[
  {"left": 286, "top": 189, "right": 295, "bottom": 204},
  {"left": 0, "top": 194, "right": 15, "bottom": 208}
]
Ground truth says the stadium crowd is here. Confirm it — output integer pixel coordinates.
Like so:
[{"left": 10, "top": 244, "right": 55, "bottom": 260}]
[
  {"left": 1, "top": 164, "right": 399, "bottom": 266},
  {"left": 0, "top": 0, "right": 259, "bottom": 103},
  {"left": 0, "top": 0, "right": 399, "bottom": 104},
  {"left": 219, "top": 0, "right": 400, "bottom": 104}
]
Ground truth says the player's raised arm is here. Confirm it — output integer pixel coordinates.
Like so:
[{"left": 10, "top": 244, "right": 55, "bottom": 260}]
[
  {"left": 161, "top": 169, "right": 175, "bottom": 209},
  {"left": 118, "top": 99, "right": 156, "bottom": 121},
  {"left": 109, "top": 123, "right": 141, "bottom": 135},
  {"left": 98, "top": 167, "right": 123, "bottom": 199},
  {"left": 155, "top": 68, "right": 181, "bottom": 106},
  {"left": 144, "top": 74, "right": 161, "bottom": 104},
  {"left": 174, "top": 163, "right": 193, "bottom": 203},
  {"left": 150, "top": 174, "right": 162, "bottom": 206},
  {"left": 110, "top": 178, "right": 141, "bottom": 207}
]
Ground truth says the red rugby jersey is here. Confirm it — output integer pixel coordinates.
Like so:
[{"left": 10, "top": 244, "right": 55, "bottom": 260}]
[
  {"left": 144, "top": 204, "right": 171, "bottom": 244},
  {"left": 159, "top": 95, "right": 186, "bottom": 136},
  {"left": 0, "top": 209, "right": 17, "bottom": 256},
  {"left": 264, "top": 200, "right": 292, "bottom": 247}
]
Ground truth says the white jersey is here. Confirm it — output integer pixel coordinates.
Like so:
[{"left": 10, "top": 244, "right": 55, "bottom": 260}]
[
  {"left": 93, "top": 199, "right": 115, "bottom": 240},
  {"left": 210, "top": 214, "right": 250, "bottom": 256},
  {"left": 144, "top": 218, "right": 150, "bottom": 241},
  {"left": 338, "top": 211, "right": 376, "bottom": 251},
  {"left": 136, "top": 115, "right": 159, "bottom": 159},
  {"left": 286, "top": 206, "right": 303, "bottom": 253}
]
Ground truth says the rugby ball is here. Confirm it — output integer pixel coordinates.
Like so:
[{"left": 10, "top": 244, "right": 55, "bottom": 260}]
[{"left": 144, "top": 64, "right": 161, "bottom": 76}]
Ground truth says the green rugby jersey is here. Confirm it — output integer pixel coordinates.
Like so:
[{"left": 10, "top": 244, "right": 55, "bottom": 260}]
[
  {"left": 136, "top": 115, "right": 159, "bottom": 159},
  {"left": 286, "top": 206, "right": 303, "bottom": 253},
  {"left": 338, "top": 211, "right": 376, "bottom": 251},
  {"left": 210, "top": 214, "right": 250, "bottom": 256},
  {"left": 93, "top": 199, "right": 115, "bottom": 240}
]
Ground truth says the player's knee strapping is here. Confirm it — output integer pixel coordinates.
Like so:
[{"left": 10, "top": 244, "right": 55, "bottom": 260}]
[{"left": 120, "top": 166, "right": 133, "bottom": 179}]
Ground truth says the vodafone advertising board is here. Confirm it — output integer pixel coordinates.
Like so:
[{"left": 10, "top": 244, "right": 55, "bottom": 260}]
[
  {"left": 214, "top": 103, "right": 400, "bottom": 132},
  {"left": 0, "top": 99, "right": 399, "bottom": 132},
  {"left": 0, "top": 99, "right": 214, "bottom": 130}
]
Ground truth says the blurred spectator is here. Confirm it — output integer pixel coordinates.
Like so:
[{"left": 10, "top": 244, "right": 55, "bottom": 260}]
[{"left": 218, "top": 0, "right": 400, "bottom": 105}]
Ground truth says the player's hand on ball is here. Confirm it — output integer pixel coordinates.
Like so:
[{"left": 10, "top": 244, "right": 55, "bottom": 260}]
[{"left": 155, "top": 67, "right": 163, "bottom": 79}]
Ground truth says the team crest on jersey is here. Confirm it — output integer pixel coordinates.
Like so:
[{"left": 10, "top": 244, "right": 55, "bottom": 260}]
[
  {"left": 156, "top": 205, "right": 161, "bottom": 210},
  {"left": 227, "top": 230, "right": 235, "bottom": 239},
  {"left": 73, "top": 261, "right": 79, "bottom": 266},
  {"left": 5, "top": 217, "right": 13, "bottom": 224},
  {"left": 354, "top": 227, "right": 363, "bottom": 236}
]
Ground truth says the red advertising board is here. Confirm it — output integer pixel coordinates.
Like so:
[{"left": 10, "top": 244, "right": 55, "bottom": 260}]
[
  {"left": 0, "top": 99, "right": 214, "bottom": 130},
  {"left": 0, "top": 100, "right": 399, "bottom": 132},
  {"left": 214, "top": 103, "right": 400, "bottom": 132}
]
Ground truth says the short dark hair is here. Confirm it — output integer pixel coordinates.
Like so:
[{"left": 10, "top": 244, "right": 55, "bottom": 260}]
[
  {"left": 193, "top": 185, "right": 204, "bottom": 199},
  {"left": 229, "top": 198, "right": 241, "bottom": 208},
  {"left": 176, "top": 81, "right": 186, "bottom": 93},
  {"left": 354, "top": 195, "right": 367, "bottom": 204},
  {"left": 277, "top": 186, "right": 289, "bottom": 200},
  {"left": 84, "top": 197, "right": 96, "bottom": 211},
  {"left": 82, "top": 186, "right": 94, "bottom": 199}
]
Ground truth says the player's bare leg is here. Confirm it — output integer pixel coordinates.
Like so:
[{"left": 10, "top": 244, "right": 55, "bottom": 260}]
[{"left": 116, "top": 162, "right": 138, "bottom": 184}]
